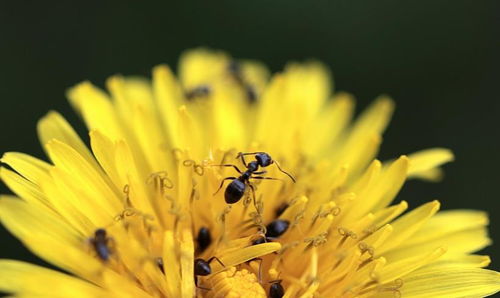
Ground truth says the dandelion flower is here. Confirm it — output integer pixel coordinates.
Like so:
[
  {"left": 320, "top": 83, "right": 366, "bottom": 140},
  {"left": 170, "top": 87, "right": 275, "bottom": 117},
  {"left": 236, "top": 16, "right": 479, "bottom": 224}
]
[{"left": 1, "top": 48, "right": 499, "bottom": 298}]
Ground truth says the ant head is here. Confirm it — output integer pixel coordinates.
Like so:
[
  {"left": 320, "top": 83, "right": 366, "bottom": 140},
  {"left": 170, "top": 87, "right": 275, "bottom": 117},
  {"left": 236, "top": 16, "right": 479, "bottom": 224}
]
[
  {"left": 265, "top": 219, "right": 290, "bottom": 238},
  {"left": 269, "top": 278, "right": 285, "bottom": 298},
  {"left": 255, "top": 153, "right": 273, "bottom": 167},
  {"left": 197, "top": 227, "right": 212, "bottom": 253},
  {"left": 194, "top": 258, "right": 212, "bottom": 276},
  {"left": 95, "top": 228, "right": 107, "bottom": 238},
  {"left": 252, "top": 236, "right": 269, "bottom": 246},
  {"left": 275, "top": 202, "right": 289, "bottom": 218},
  {"left": 228, "top": 60, "right": 241, "bottom": 74},
  {"left": 156, "top": 257, "right": 165, "bottom": 274}
]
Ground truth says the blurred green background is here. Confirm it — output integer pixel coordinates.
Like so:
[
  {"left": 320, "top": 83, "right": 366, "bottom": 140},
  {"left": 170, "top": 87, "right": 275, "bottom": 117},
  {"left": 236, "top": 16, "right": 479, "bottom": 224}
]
[{"left": 0, "top": 0, "right": 499, "bottom": 274}]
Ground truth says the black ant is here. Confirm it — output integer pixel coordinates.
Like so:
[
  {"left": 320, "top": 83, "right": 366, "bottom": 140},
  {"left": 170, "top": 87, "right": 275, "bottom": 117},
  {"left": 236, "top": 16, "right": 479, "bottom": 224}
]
[
  {"left": 274, "top": 202, "right": 289, "bottom": 218},
  {"left": 269, "top": 279, "right": 285, "bottom": 298},
  {"left": 252, "top": 236, "right": 269, "bottom": 245},
  {"left": 251, "top": 219, "right": 290, "bottom": 245},
  {"left": 265, "top": 219, "right": 290, "bottom": 238},
  {"left": 89, "top": 228, "right": 112, "bottom": 261},
  {"left": 196, "top": 227, "right": 212, "bottom": 253},
  {"left": 194, "top": 256, "right": 224, "bottom": 290},
  {"left": 214, "top": 152, "right": 295, "bottom": 205},
  {"left": 185, "top": 85, "right": 211, "bottom": 100},
  {"left": 228, "top": 60, "right": 258, "bottom": 103},
  {"left": 156, "top": 257, "right": 165, "bottom": 274}
]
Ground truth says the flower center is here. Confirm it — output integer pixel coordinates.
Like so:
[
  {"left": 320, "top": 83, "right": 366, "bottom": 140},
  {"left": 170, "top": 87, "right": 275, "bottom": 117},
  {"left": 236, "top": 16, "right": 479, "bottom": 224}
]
[{"left": 208, "top": 267, "right": 266, "bottom": 298}]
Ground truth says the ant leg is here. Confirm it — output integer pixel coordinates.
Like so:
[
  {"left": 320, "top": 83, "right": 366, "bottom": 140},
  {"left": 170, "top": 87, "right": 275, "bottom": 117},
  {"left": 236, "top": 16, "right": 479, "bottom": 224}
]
[
  {"left": 250, "top": 176, "right": 281, "bottom": 181},
  {"left": 207, "top": 256, "right": 225, "bottom": 267},
  {"left": 252, "top": 170, "right": 267, "bottom": 175},
  {"left": 213, "top": 177, "right": 237, "bottom": 195},
  {"left": 237, "top": 151, "right": 266, "bottom": 156},
  {"left": 274, "top": 160, "right": 296, "bottom": 183},
  {"left": 195, "top": 275, "right": 211, "bottom": 291},
  {"left": 236, "top": 152, "right": 248, "bottom": 167},
  {"left": 268, "top": 271, "right": 282, "bottom": 284},
  {"left": 211, "top": 164, "right": 243, "bottom": 174},
  {"left": 251, "top": 257, "right": 263, "bottom": 283},
  {"left": 265, "top": 236, "right": 278, "bottom": 241},
  {"left": 197, "top": 285, "right": 211, "bottom": 291}
]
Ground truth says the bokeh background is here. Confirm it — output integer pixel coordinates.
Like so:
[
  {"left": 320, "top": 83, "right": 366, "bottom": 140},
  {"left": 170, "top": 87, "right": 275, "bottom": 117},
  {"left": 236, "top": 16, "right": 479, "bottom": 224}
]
[{"left": 1, "top": 0, "right": 499, "bottom": 276}]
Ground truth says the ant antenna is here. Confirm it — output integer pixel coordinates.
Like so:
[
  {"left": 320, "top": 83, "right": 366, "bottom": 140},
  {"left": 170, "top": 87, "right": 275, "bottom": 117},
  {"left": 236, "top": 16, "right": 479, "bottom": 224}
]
[
  {"left": 254, "top": 258, "right": 264, "bottom": 283},
  {"left": 274, "top": 160, "right": 296, "bottom": 183}
]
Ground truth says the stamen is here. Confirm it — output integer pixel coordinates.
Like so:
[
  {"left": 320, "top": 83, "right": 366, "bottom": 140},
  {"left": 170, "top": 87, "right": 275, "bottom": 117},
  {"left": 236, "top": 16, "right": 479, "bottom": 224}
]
[
  {"left": 279, "top": 196, "right": 308, "bottom": 224},
  {"left": 249, "top": 211, "right": 266, "bottom": 234},
  {"left": 337, "top": 227, "right": 358, "bottom": 248},
  {"left": 182, "top": 159, "right": 204, "bottom": 176},
  {"left": 123, "top": 184, "right": 130, "bottom": 198},
  {"left": 291, "top": 207, "right": 306, "bottom": 229},
  {"left": 379, "top": 279, "right": 403, "bottom": 298},
  {"left": 304, "top": 232, "right": 328, "bottom": 248},
  {"left": 311, "top": 201, "right": 338, "bottom": 228},
  {"left": 147, "top": 171, "right": 174, "bottom": 190},
  {"left": 358, "top": 242, "right": 375, "bottom": 257},
  {"left": 362, "top": 224, "right": 378, "bottom": 237},
  {"left": 189, "top": 182, "right": 199, "bottom": 202},
  {"left": 217, "top": 206, "right": 232, "bottom": 243},
  {"left": 113, "top": 207, "right": 138, "bottom": 222},
  {"left": 171, "top": 148, "right": 183, "bottom": 162},
  {"left": 219, "top": 149, "right": 238, "bottom": 165},
  {"left": 357, "top": 242, "right": 375, "bottom": 271}
]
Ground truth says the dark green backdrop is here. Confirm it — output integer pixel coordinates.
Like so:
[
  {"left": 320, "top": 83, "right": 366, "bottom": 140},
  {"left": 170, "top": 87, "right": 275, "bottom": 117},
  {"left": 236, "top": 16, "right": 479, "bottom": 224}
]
[{"left": 1, "top": 0, "right": 499, "bottom": 273}]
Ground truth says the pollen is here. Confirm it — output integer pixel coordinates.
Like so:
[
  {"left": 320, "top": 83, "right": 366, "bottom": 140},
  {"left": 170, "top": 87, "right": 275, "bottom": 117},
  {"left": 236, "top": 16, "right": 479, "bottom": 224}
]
[{"left": 208, "top": 267, "right": 266, "bottom": 298}]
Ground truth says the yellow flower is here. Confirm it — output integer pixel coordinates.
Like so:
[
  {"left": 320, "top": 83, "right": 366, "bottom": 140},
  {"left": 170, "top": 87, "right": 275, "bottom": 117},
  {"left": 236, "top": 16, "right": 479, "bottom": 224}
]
[{"left": 0, "top": 48, "right": 499, "bottom": 298}]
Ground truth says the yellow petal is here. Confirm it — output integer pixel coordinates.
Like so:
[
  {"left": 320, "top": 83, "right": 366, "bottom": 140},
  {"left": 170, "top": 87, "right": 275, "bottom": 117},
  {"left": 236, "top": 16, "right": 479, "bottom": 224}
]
[
  {"left": 344, "top": 157, "right": 408, "bottom": 222},
  {"left": 152, "top": 64, "right": 182, "bottom": 149},
  {"left": 89, "top": 130, "right": 122, "bottom": 188},
  {"left": 0, "top": 260, "right": 107, "bottom": 298},
  {"left": 212, "top": 242, "right": 281, "bottom": 274},
  {"left": 404, "top": 209, "right": 488, "bottom": 246},
  {"left": 407, "top": 148, "right": 454, "bottom": 181},
  {"left": 45, "top": 139, "right": 122, "bottom": 216},
  {"left": 409, "top": 167, "right": 444, "bottom": 182},
  {"left": 102, "top": 269, "right": 153, "bottom": 298},
  {"left": 67, "top": 81, "right": 124, "bottom": 140},
  {"left": 378, "top": 247, "right": 447, "bottom": 283},
  {"left": 162, "top": 231, "right": 181, "bottom": 297},
  {"left": 377, "top": 200, "right": 440, "bottom": 255},
  {"left": 179, "top": 48, "right": 229, "bottom": 88},
  {"left": 0, "top": 196, "right": 101, "bottom": 277},
  {"left": 180, "top": 229, "right": 195, "bottom": 298},
  {"left": 371, "top": 156, "right": 409, "bottom": 211},
  {"left": 307, "top": 92, "right": 354, "bottom": 157},
  {"left": 0, "top": 167, "right": 51, "bottom": 210},
  {"left": 400, "top": 268, "right": 500, "bottom": 298},
  {"left": 384, "top": 227, "right": 491, "bottom": 262},
  {"left": 1, "top": 152, "right": 51, "bottom": 185},
  {"left": 370, "top": 200, "right": 408, "bottom": 230},
  {"left": 421, "top": 254, "right": 491, "bottom": 270},
  {"left": 351, "top": 95, "right": 394, "bottom": 137},
  {"left": 37, "top": 111, "right": 96, "bottom": 168}
]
